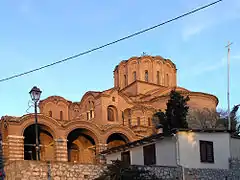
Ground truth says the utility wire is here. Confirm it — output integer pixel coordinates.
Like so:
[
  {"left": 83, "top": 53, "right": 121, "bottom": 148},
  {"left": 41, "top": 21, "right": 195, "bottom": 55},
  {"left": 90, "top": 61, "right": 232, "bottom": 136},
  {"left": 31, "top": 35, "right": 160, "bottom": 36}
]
[{"left": 0, "top": 0, "right": 222, "bottom": 83}]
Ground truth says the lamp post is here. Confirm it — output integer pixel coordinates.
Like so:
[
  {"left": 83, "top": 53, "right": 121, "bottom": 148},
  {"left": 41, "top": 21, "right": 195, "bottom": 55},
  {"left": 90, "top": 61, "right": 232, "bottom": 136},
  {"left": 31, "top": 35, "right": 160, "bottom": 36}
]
[{"left": 29, "top": 86, "right": 42, "bottom": 161}]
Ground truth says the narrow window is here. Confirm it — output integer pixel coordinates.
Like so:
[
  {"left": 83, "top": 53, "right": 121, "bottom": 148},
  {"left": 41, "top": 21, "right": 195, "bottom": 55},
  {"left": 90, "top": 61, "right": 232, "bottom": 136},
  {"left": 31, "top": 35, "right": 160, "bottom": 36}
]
[
  {"left": 60, "top": 111, "right": 63, "bottom": 120},
  {"left": 122, "top": 111, "right": 124, "bottom": 125},
  {"left": 112, "top": 97, "right": 115, "bottom": 102},
  {"left": 166, "top": 74, "right": 169, "bottom": 86},
  {"left": 49, "top": 111, "right": 52, "bottom": 117},
  {"left": 143, "top": 144, "right": 156, "bottom": 165},
  {"left": 200, "top": 141, "right": 214, "bottom": 163},
  {"left": 87, "top": 112, "right": 89, "bottom": 120},
  {"left": 137, "top": 117, "right": 141, "bottom": 126},
  {"left": 128, "top": 119, "right": 131, "bottom": 127},
  {"left": 90, "top": 110, "right": 93, "bottom": 119},
  {"left": 145, "top": 70, "right": 148, "bottom": 82},
  {"left": 148, "top": 118, "right": 151, "bottom": 126},
  {"left": 121, "top": 151, "right": 131, "bottom": 166},
  {"left": 133, "top": 71, "right": 137, "bottom": 81},
  {"left": 124, "top": 75, "right": 127, "bottom": 87},
  {"left": 107, "top": 108, "right": 114, "bottom": 121},
  {"left": 157, "top": 71, "right": 160, "bottom": 85}
]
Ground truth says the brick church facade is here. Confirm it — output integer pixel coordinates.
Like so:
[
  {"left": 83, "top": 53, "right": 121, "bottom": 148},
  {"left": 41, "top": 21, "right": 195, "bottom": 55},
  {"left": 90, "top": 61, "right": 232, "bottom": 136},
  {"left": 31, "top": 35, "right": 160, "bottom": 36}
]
[{"left": 0, "top": 55, "right": 218, "bottom": 163}]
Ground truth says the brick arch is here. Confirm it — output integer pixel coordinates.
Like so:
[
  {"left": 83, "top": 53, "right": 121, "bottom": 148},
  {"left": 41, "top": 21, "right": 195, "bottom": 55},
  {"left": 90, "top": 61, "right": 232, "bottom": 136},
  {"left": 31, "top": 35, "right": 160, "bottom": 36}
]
[
  {"left": 64, "top": 121, "right": 102, "bottom": 144},
  {"left": 18, "top": 114, "right": 61, "bottom": 139},
  {"left": 103, "top": 126, "right": 137, "bottom": 143}
]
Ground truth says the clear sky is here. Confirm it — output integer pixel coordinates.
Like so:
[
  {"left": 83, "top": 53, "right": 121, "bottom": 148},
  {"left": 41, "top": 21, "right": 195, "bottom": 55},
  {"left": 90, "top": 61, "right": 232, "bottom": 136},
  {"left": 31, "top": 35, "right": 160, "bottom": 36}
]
[{"left": 0, "top": 0, "right": 240, "bottom": 117}]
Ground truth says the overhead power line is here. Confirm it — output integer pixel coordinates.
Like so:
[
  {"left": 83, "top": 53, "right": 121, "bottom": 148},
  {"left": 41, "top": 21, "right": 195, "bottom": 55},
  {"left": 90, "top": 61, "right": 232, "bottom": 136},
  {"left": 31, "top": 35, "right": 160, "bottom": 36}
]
[{"left": 0, "top": 0, "right": 222, "bottom": 83}]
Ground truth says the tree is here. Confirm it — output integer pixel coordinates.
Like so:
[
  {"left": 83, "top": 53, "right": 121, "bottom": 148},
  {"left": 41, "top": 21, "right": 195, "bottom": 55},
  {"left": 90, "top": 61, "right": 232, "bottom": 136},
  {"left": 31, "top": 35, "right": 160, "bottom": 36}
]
[
  {"left": 95, "top": 160, "right": 161, "bottom": 180},
  {"left": 186, "top": 106, "right": 240, "bottom": 134},
  {"left": 218, "top": 105, "right": 240, "bottom": 134},
  {"left": 187, "top": 108, "right": 222, "bottom": 129},
  {"left": 152, "top": 90, "right": 190, "bottom": 135},
  {"left": 152, "top": 110, "right": 169, "bottom": 135},
  {"left": 165, "top": 90, "right": 189, "bottom": 129}
]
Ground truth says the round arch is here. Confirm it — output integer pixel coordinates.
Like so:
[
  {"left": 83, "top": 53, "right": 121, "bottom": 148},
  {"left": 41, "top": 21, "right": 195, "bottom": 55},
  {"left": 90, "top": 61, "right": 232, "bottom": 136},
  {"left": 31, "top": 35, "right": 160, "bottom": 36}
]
[
  {"left": 18, "top": 114, "right": 60, "bottom": 139},
  {"left": 106, "top": 133, "right": 130, "bottom": 149},
  {"left": 64, "top": 121, "right": 102, "bottom": 143},
  {"left": 23, "top": 124, "right": 55, "bottom": 161},
  {"left": 103, "top": 126, "right": 137, "bottom": 143},
  {"left": 66, "top": 127, "right": 98, "bottom": 164}
]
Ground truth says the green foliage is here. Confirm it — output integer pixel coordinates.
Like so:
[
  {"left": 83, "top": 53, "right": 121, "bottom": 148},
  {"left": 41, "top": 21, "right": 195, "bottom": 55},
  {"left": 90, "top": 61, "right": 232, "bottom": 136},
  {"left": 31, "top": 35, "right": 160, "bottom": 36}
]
[
  {"left": 218, "top": 105, "right": 240, "bottom": 134},
  {"left": 166, "top": 90, "right": 189, "bottom": 129},
  {"left": 95, "top": 160, "right": 161, "bottom": 180},
  {"left": 152, "top": 90, "right": 190, "bottom": 135}
]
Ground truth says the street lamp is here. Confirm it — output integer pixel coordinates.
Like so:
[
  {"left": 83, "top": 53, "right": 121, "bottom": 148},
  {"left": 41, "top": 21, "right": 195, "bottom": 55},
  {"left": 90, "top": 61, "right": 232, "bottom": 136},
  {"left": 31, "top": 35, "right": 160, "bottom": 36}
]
[{"left": 29, "top": 86, "right": 42, "bottom": 161}]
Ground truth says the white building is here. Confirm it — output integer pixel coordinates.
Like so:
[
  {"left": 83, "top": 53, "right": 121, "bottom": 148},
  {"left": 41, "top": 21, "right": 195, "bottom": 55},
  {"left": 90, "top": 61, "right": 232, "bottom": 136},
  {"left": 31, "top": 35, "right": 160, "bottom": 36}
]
[{"left": 101, "top": 129, "right": 234, "bottom": 170}]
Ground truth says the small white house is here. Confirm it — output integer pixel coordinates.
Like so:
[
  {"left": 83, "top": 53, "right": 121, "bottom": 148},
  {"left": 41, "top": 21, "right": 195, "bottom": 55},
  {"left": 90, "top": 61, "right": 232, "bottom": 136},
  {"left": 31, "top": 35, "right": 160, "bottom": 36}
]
[{"left": 101, "top": 129, "right": 231, "bottom": 170}]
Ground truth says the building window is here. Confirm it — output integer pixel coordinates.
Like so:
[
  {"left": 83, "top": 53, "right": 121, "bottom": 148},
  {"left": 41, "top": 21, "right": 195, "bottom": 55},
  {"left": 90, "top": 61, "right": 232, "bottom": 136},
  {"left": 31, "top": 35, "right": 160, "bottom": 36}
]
[
  {"left": 145, "top": 70, "right": 148, "bottom": 82},
  {"left": 137, "top": 117, "right": 140, "bottom": 126},
  {"left": 166, "top": 73, "right": 169, "bottom": 86},
  {"left": 60, "top": 111, "right": 63, "bottom": 120},
  {"left": 157, "top": 71, "right": 160, "bottom": 85},
  {"left": 87, "top": 112, "right": 90, "bottom": 120},
  {"left": 112, "top": 97, "right": 115, "bottom": 102},
  {"left": 128, "top": 119, "right": 131, "bottom": 127},
  {"left": 143, "top": 144, "right": 156, "bottom": 165},
  {"left": 121, "top": 151, "right": 130, "bottom": 166},
  {"left": 148, "top": 118, "right": 151, "bottom": 126},
  {"left": 124, "top": 75, "right": 127, "bottom": 87},
  {"left": 49, "top": 111, "right": 52, "bottom": 117},
  {"left": 199, "top": 140, "right": 214, "bottom": 163},
  {"left": 107, "top": 107, "right": 114, "bottom": 121},
  {"left": 90, "top": 110, "right": 93, "bottom": 119},
  {"left": 133, "top": 71, "right": 137, "bottom": 81}
]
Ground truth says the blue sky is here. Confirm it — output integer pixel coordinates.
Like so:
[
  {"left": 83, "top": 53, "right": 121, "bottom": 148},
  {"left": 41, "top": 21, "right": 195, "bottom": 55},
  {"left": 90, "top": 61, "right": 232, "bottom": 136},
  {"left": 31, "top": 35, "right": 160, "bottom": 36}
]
[{"left": 0, "top": 0, "right": 240, "bottom": 117}]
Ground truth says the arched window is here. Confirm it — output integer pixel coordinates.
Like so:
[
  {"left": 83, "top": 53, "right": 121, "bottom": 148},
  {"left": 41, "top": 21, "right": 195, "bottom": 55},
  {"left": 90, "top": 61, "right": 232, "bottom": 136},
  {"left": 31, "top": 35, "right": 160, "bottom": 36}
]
[
  {"left": 128, "top": 119, "right": 131, "bottom": 127},
  {"left": 87, "top": 112, "right": 90, "bottom": 120},
  {"left": 60, "top": 111, "right": 63, "bottom": 120},
  {"left": 124, "top": 75, "right": 127, "bottom": 87},
  {"left": 157, "top": 71, "right": 160, "bottom": 85},
  {"left": 145, "top": 70, "right": 148, "bottom": 82},
  {"left": 107, "top": 106, "right": 115, "bottom": 121},
  {"left": 166, "top": 74, "right": 169, "bottom": 86},
  {"left": 90, "top": 101, "right": 94, "bottom": 119},
  {"left": 49, "top": 111, "right": 52, "bottom": 117},
  {"left": 148, "top": 118, "right": 151, "bottom": 126},
  {"left": 133, "top": 71, "right": 137, "bottom": 82},
  {"left": 137, "top": 117, "right": 141, "bottom": 126}
]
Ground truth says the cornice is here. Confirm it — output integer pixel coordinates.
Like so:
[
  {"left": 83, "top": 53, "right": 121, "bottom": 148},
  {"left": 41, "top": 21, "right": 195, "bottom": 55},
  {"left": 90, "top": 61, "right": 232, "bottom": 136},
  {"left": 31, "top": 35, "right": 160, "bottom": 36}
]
[
  {"left": 114, "top": 55, "right": 177, "bottom": 72},
  {"left": 39, "top": 96, "right": 72, "bottom": 110},
  {"left": 6, "top": 113, "right": 63, "bottom": 127}
]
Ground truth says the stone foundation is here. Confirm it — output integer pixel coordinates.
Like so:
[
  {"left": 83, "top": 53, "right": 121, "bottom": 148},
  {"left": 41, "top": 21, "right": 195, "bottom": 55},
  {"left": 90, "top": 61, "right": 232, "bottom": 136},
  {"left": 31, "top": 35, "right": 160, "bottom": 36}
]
[
  {"left": 135, "top": 165, "right": 182, "bottom": 179},
  {"left": 4, "top": 161, "right": 105, "bottom": 180},
  {"left": 4, "top": 159, "right": 240, "bottom": 180},
  {"left": 184, "top": 159, "right": 240, "bottom": 180}
]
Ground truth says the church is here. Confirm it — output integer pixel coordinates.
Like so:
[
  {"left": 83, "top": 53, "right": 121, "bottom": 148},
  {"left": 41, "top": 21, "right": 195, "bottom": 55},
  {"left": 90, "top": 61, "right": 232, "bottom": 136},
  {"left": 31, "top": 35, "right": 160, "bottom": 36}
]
[{"left": 0, "top": 55, "right": 218, "bottom": 164}]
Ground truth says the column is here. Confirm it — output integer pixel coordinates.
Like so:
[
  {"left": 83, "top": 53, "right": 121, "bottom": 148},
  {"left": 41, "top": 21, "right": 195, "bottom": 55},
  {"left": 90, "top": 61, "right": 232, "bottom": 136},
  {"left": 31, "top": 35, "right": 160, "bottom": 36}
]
[
  {"left": 54, "top": 138, "right": 68, "bottom": 162},
  {"left": 96, "top": 143, "right": 108, "bottom": 164},
  {"left": 7, "top": 135, "right": 24, "bottom": 161}
]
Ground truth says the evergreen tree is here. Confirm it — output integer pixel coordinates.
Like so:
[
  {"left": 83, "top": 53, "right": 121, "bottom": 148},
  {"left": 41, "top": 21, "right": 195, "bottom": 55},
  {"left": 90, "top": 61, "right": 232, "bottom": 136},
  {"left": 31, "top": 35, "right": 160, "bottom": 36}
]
[
  {"left": 165, "top": 90, "right": 189, "bottom": 129},
  {"left": 152, "top": 90, "right": 190, "bottom": 135},
  {"left": 95, "top": 159, "right": 161, "bottom": 180}
]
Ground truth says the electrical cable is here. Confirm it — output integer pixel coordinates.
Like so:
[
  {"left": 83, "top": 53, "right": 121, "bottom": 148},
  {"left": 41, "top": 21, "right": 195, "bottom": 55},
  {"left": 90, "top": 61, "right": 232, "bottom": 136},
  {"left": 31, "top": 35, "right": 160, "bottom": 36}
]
[{"left": 0, "top": 0, "right": 222, "bottom": 83}]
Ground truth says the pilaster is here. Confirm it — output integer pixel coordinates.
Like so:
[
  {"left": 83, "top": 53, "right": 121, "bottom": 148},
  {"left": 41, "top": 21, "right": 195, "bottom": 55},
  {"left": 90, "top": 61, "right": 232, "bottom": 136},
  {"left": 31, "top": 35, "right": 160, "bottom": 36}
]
[
  {"left": 96, "top": 143, "right": 108, "bottom": 164},
  {"left": 7, "top": 135, "right": 24, "bottom": 161},
  {"left": 54, "top": 138, "right": 68, "bottom": 162}
]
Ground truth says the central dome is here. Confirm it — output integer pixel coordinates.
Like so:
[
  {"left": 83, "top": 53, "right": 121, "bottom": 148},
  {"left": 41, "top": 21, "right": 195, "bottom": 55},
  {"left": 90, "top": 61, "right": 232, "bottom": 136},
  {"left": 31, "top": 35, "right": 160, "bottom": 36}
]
[{"left": 113, "top": 55, "right": 177, "bottom": 90}]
